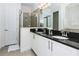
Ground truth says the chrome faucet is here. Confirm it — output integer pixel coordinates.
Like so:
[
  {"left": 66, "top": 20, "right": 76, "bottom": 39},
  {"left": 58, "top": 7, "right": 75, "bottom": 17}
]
[
  {"left": 61, "top": 31, "right": 68, "bottom": 37},
  {"left": 36, "top": 28, "right": 38, "bottom": 32}
]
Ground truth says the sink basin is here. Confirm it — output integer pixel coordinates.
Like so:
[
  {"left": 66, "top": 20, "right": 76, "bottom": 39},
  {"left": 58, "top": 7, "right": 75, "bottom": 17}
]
[
  {"left": 37, "top": 32, "right": 44, "bottom": 34},
  {"left": 52, "top": 36, "right": 69, "bottom": 40}
]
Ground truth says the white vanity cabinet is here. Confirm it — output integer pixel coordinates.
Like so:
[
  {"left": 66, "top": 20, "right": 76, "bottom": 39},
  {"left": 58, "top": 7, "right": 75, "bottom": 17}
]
[
  {"left": 51, "top": 40, "right": 77, "bottom": 56},
  {"left": 32, "top": 33, "right": 79, "bottom": 56},
  {"left": 37, "top": 35, "right": 51, "bottom": 56},
  {"left": 32, "top": 33, "right": 51, "bottom": 56}
]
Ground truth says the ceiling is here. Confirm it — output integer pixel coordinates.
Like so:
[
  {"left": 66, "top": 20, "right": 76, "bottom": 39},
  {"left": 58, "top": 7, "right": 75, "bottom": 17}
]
[{"left": 21, "top": 3, "right": 39, "bottom": 9}]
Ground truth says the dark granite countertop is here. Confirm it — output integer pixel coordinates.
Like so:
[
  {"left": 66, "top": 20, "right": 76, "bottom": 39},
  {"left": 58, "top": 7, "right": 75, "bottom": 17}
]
[{"left": 31, "top": 31, "right": 79, "bottom": 50}]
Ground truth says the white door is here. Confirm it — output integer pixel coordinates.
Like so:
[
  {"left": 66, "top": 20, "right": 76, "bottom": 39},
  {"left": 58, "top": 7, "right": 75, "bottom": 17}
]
[
  {"left": 0, "top": 3, "right": 20, "bottom": 48},
  {"left": 4, "top": 4, "right": 19, "bottom": 45}
]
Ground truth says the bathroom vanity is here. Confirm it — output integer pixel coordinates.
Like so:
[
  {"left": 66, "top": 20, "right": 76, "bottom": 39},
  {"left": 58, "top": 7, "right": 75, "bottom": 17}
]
[{"left": 30, "top": 28, "right": 79, "bottom": 56}]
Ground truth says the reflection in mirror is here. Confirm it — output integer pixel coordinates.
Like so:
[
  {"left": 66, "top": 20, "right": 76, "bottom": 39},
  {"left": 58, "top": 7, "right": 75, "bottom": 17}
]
[
  {"left": 31, "top": 14, "right": 37, "bottom": 27},
  {"left": 44, "top": 15, "right": 51, "bottom": 27},
  {"left": 39, "top": 9, "right": 44, "bottom": 27},
  {"left": 53, "top": 11, "right": 59, "bottom": 30},
  {"left": 23, "top": 13, "right": 31, "bottom": 27},
  {"left": 40, "top": 19, "right": 44, "bottom": 27}
]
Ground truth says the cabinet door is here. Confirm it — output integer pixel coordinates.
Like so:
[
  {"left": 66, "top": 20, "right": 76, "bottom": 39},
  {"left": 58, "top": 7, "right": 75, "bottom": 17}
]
[
  {"left": 32, "top": 34, "right": 51, "bottom": 56},
  {"left": 38, "top": 36, "right": 51, "bottom": 56},
  {"left": 32, "top": 34, "right": 40, "bottom": 55},
  {"left": 51, "top": 40, "right": 77, "bottom": 56},
  {"left": 76, "top": 50, "right": 79, "bottom": 56}
]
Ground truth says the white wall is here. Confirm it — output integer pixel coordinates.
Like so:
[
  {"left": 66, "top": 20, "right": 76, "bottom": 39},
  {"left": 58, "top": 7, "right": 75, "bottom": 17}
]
[
  {"left": 65, "top": 4, "right": 79, "bottom": 29},
  {"left": 59, "top": 4, "right": 69, "bottom": 30},
  {"left": 59, "top": 3, "right": 79, "bottom": 30}
]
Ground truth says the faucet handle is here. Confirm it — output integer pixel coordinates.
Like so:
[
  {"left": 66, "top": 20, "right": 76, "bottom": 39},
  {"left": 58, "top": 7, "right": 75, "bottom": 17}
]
[
  {"left": 64, "top": 31, "right": 68, "bottom": 37},
  {"left": 61, "top": 31, "right": 68, "bottom": 37},
  {"left": 49, "top": 30, "right": 53, "bottom": 35}
]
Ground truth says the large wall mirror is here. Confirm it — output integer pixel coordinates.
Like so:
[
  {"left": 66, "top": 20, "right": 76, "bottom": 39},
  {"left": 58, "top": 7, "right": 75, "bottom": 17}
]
[{"left": 21, "top": 3, "right": 79, "bottom": 32}]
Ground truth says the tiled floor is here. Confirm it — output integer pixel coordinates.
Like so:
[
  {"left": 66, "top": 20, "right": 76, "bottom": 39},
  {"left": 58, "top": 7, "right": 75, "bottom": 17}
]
[{"left": 0, "top": 47, "right": 36, "bottom": 56}]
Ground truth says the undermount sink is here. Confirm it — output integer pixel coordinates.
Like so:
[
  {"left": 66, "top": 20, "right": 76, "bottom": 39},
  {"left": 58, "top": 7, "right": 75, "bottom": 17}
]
[
  {"left": 52, "top": 36, "right": 69, "bottom": 40},
  {"left": 37, "top": 32, "right": 45, "bottom": 34}
]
